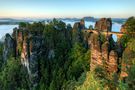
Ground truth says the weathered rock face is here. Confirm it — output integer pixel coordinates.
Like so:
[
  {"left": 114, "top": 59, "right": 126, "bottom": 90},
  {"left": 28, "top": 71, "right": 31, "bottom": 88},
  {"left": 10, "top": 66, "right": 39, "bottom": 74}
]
[
  {"left": 89, "top": 32, "right": 120, "bottom": 75},
  {"left": 72, "top": 20, "right": 85, "bottom": 44},
  {"left": 88, "top": 18, "right": 122, "bottom": 75},
  {"left": 107, "top": 50, "right": 118, "bottom": 73},
  {"left": 89, "top": 34, "right": 103, "bottom": 70},
  {"left": 12, "top": 27, "right": 46, "bottom": 87},
  {"left": 21, "top": 39, "right": 28, "bottom": 66},
  {"left": 95, "top": 18, "right": 112, "bottom": 32},
  {"left": 120, "top": 24, "right": 127, "bottom": 33},
  {"left": 73, "top": 19, "right": 85, "bottom": 31},
  {"left": 8, "top": 25, "right": 73, "bottom": 87},
  {"left": 28, "top": 36, "right": 45, "bottom": 86},
  {"left": 12, "top": 28, "right": 25, "bottom": 57},
  {"left": 3, "top": 34, "right": 16, "bottom": 61},
  {"left": 102, "top": 41, "right": 110, "bottom": 61},
  {"left": 80, "top": 19, "right": 85, "bottom": 29}
]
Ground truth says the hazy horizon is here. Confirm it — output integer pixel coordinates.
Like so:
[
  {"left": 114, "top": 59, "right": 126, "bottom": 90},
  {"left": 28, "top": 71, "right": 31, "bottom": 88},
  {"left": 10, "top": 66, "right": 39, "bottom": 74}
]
[{"left": 0, "top": 0, "right": 135, "bottom": 18}]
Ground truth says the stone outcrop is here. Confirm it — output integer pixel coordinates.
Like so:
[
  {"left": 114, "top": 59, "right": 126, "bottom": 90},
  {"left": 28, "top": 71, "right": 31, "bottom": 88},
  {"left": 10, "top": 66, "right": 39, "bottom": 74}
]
[
  {"left": 120, "top": 24, "right": 127, "bottom": 33},
  {"left": 102, "top": 41, "right": 110, "bottom": 61},
  {"left": 11, "top": 27, "right": 46, "bottom": 87},
  {"left": 3, "top": 23, "right": 72, "bottom": 87},
  {"left": 81, "top": 18, "right": 127, "bottom": 79},
  {"left": 3, "top": 33, "right": 16, "bottom": 61},
  {"left": 72, "top": 19, "right": 85, "bottom": 44},
  {"left": 89, "top": 34, "right": 102, "bottom": 70},
  {"left": 89, "top": 33, "right": 120, "bottom": 74},
  {"left": 88, "top": 18, "right": 121, "bottom": 75},
  {"left": 28, "top": 36, "right": 45, "bottom": 86},
  {"left": 107, "top": 50, "right": 118, "bottom": 73},
  {"left": 120, "top": 21, "right": 129, "bottom": 35},
  {"left": 73, "top": 19, "right": 85, "bottom": 30},
  {"left": 95, "top": 18, "right": 112, "bottom": 32}
]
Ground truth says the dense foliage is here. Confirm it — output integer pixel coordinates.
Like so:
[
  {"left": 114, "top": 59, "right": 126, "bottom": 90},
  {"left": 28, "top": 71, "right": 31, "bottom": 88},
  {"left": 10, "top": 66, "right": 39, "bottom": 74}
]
[
  {"left": 119, "top": 17, "right": 135, "bottom": 90},
  {"left": 0, "top": 57, "right": 30, "bottom": 90},
  {"left": 0, "top": 43, "right": 3, "bottom": 70},
  {"left": 36, "top": 19, "right": 90, "bottom": 90}
]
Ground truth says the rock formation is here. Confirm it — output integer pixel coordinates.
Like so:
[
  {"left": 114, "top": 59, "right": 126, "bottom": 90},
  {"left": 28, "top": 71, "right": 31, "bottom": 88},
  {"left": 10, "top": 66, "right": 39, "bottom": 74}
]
[
  {"left": 10, "top": 27, "right": 45, "bottom": 87},
  {"left": 73, "top": 19, "right": 85, "bottom": 31},
  {"left": 3, "top": 22, "right": 72, "bottom": 88},
  {"left": 120, "top": 24, "right": 127, "bottom": 33},
  {"left": 72, "top": 19, "right": 85, "bottom": 44},
  {"left": 88, "top": 18, "right": 122, "bottom": 76},
  {"left": 107, "top": 50, "right": 118, "bottom": 73},
  {"left": 89, "top": 33, "right": 120, "bottom": 74},
  {"left": 95, "top": 18, "right": 112, "bottom": 32},
  {"left": 3, "top": 33, "right": 16, "bottom": 61},
  {"left": 89, "top": 34, "right": 103, "bottom": 70}
]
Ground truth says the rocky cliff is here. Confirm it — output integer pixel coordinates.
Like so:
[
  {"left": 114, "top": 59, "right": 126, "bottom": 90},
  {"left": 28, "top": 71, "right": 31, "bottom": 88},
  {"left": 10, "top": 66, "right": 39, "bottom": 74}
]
[
  {"left": 89, "top": 33, "right": 119, "bottom": 74},
  {"left": 95, "top": 18, "right": 112, "bottom": 32},
  {"left": 3, "top": 33, "right": 16, "bottom": 61},
  {"left": 84, "top": 18, "right": 124, "bottom": 79}
]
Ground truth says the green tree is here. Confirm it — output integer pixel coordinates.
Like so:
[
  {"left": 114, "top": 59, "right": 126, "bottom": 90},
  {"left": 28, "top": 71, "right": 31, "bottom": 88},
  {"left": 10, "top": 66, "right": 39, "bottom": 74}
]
[
  {"left": 0, "top": 57, "right": 30, "bottom": 90},
  {"left": 0, "top": 43, "right": 3, "bottom": 70},
  {"left": 76, "top": 71, "right": 104, "bottom": 90},
  {"left": 120, "top": 17, "right": 135, "bottom": 90},
  {"left": 67, "top": 42, "right": 90, "bottom": 80},
  {"left": 19, "top": 22, "right": 27, "bottom": 28},
  {"left": 89, "top": 25, "right": 93, "bottom": 30},
  {"left": 126, "top": 17, "right": 135, "bottom": 33},
  {"left": 127, "top": 65, "right": 135, "bottom": 89}
]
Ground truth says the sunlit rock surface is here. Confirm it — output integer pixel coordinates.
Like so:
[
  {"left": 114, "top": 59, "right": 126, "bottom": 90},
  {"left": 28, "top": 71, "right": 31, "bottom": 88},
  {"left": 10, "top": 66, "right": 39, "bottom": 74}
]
[{"left": 95, "top": 18, "right": 112, "bottom": 31}]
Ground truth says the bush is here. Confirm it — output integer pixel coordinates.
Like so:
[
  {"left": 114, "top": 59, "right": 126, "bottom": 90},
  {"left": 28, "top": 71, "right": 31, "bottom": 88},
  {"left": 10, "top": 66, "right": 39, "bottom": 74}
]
[{"left": 76, "top": 71, "right": 104, "bottom": 90}]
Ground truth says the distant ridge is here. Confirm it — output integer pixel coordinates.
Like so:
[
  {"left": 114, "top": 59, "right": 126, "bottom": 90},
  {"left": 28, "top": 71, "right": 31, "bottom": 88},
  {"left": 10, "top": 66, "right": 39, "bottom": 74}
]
[{"left": 0, "top": 17, "right": 127, "bottom": 25}]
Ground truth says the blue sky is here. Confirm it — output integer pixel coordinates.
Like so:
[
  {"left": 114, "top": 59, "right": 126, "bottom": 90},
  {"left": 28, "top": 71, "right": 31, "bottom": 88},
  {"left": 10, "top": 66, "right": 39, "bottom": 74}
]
[{"left": 0, "top": 0, "right": 134, "bottom": 18}]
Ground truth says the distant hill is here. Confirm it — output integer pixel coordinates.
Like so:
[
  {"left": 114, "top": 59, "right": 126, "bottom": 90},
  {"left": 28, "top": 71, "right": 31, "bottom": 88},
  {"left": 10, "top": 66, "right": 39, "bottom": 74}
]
[
  {"left": 112, "top": 18, "right": 127, "bottom": 24},
  {"left": 0, "top": 18, "right": 33, "bottom": 25},
  {"left": 83, "top": 16, "right": 97, "bottom": 22},
  {"left": 0, "top": 17, "right": 127, "bottom": 25}
]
